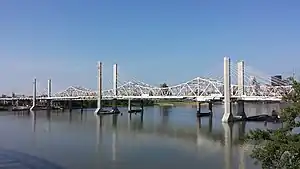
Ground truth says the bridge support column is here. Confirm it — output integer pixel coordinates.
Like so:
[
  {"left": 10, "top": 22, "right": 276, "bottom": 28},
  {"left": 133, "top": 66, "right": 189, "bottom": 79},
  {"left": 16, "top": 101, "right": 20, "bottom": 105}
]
[
  {"left": 237, "top": 61, "right": 246, "bottom": 118},
  {"left": 111, "top": 64, "right": 120, "bottom": 114},
  {"left": 208, "top": 101, "right": 213, "bottom": 118},
  {"left": 128, "top": 99, "right": 132, "bottom": 112},
  {"left": 95, "top": 61, "right": 104, "bottom": 115},
  {"left": 62, "top": 101, "right": 67, "bottom": 112},
  {"left": 46, "top": 100, "right": 52, "bottom": 110},
  {"left": 222, "top": 57, "right": 233, "bottom": 122},
  {"left": 80, "top": 100, "right": 84, "bottom": 113},
  {"left": 237, "top": 100, "right": 246, "bottom": 118},
  {"left": 47, "top": 79, "right": 52, "bottom": 110},
  {"left": 196, "top": 102, "right": 201, "bottom": 114},
  {"left": 209, "top": 101, "right": 213, "bottom": 113},
  {"left": 30, "top": 78, "right": 37, "bottom": 111},
  {"left": 69, "top": 100, "right": 72, "bottom": 112},
  {"left": 140, "top": 99, "right": 144, "bottom": 112}
]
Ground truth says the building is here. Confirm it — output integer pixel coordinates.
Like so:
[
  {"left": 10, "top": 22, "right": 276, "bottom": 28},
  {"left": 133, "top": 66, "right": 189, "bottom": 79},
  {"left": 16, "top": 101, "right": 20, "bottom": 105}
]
[{"left": 271, "top": 75, "right": 287, "bottom": 86}]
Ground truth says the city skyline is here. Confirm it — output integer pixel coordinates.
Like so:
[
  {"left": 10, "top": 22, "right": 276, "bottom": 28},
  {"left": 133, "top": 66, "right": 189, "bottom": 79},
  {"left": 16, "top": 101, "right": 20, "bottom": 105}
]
[{"left": 1, "top": 0, "right": 300, "bottom": 95}]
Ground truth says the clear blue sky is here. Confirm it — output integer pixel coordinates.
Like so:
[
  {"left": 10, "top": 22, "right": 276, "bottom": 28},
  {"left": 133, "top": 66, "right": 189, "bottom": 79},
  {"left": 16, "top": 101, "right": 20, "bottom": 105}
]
[{"left": 0, "top": 0, "right": 300, "bottom": 95}]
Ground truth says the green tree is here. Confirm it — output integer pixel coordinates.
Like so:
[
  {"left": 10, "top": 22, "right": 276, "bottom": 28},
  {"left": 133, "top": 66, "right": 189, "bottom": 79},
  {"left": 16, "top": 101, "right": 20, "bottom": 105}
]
[{"left": 247, "top": 79, "right": 300, "bottom": 169}]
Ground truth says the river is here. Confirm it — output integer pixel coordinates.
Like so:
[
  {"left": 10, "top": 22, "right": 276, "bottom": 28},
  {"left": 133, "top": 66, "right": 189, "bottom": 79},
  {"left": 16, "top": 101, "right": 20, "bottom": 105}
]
[{"left": 0, "top": 103, "right": 282, "bottom": 169}]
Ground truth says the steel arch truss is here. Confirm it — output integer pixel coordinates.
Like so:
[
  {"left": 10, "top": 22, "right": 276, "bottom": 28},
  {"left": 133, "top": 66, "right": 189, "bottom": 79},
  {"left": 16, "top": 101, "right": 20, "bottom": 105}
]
[
  {"left": 230, "top": 85, "right": 293, "bottom": 97},
  {"left": 54, "top": 86, "right": 96, "bottom": 97},
  {"left": 102, "top": 77, "right": 224, "bottom": 97},
  {"left": 52, "top": 78, "right": 293, "bottom": 99}
]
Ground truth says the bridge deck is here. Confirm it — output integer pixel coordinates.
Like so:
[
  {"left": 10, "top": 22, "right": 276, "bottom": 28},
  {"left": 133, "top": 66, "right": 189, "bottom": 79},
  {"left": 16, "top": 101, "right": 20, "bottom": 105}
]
[{"left": 0, "top": 95, "right": 282, "bottom": 101}]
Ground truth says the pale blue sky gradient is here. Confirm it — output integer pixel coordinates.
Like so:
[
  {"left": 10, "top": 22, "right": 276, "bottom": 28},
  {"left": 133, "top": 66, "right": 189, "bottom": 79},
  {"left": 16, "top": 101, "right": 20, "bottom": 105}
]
[{"left": 1, "top": 0, "right": 300, "bottom": 95}]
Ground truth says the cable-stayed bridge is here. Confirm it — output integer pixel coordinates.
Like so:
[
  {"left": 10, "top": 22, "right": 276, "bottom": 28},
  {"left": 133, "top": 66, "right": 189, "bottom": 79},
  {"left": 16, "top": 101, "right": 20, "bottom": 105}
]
[{"left": 0, "top": 57, "right": 294, "bottom": 102}]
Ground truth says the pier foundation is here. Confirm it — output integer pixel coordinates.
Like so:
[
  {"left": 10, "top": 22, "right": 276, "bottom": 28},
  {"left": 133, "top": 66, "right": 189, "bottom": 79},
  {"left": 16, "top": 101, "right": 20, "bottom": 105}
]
[
  {"left": 68, "top": 100, "right": 72, "bottom": 112},
  {"left": 196, "top": 102, "right": 201, "bottom": 113},
  {"left": 140, "top": 99, "right": 144, "bottom": 112},
  {"left": 80, "top": 100, "right": 84, "bottom": 112},
  {"left": 208, "top": 101, "right": 213, "bottom": 115},
  {"left": 111, "top": 99, "right": 120, "bottom": 114},
  {"left": 46, "top": 100, "right": 51, "bottom": 110},
  {"left": 237, "top": 100, "right": 246, "bottom": 118},
  {"left": 128, "top": 99, "right": 132, "bottom": 112},
  {"left": 128, "top": 99, "right": 143, "bottom": 114}
]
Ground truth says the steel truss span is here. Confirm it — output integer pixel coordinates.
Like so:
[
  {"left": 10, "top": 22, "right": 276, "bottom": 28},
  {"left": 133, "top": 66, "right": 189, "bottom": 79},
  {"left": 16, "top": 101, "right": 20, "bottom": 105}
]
[{"left": 53, "top": 77, "right": 293, "bottom": 99}]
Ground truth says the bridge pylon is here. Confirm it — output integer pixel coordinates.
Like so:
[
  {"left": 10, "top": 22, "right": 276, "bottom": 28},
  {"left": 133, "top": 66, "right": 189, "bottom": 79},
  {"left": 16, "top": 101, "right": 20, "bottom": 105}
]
[
  {"left": 222, "top": 56, "right": 233, "bottom": 122},
  {"left": 94, "top": 61, "right": 103, "bottom": 115},
  {"left": 237, "top": 61, "right": 246, "bottom": 118},
  {"left": 30, "top": 78, "right": 37, "bottom": 111},
  {"left": 111, "top": 64, "right": 120, "bottom": 113}
]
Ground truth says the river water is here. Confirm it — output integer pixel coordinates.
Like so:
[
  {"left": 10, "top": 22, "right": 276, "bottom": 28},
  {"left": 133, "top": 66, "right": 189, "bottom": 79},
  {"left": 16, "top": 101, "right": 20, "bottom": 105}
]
[{"left": 0, "top": 103, "right": 282, "bottom": 169}]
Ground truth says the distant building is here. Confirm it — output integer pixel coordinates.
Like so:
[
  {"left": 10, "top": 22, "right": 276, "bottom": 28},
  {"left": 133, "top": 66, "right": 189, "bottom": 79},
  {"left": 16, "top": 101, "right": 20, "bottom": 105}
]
[{"left": 271, "top": 75, "right": 289, "bottom": 86}]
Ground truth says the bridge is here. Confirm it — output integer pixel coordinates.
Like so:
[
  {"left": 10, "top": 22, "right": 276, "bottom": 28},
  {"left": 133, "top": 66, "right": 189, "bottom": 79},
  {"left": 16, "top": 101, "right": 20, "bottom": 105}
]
[{"left": 1, "top": 57, "right": 293, "bottom": 102}]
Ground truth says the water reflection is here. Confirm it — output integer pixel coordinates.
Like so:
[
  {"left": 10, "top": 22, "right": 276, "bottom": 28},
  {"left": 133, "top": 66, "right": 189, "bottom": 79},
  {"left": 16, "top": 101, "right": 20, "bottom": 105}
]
[
  {"left": 6, "top": 104, "right": 283, "bottom": 169},
  {"left": 223, "top": 123, "right": 233, "bottom": 169},
  {"left": 31, "top": 110, "right": 36, "bottom": 132},
  {"left": 95, "top": 115, "right": 103, "bottom": 152}
]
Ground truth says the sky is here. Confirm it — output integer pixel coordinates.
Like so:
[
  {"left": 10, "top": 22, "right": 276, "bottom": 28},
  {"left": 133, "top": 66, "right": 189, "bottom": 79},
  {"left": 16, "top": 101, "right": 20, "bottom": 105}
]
[{"left": 0, "top": 0, "right": 300, "bottom": 95}]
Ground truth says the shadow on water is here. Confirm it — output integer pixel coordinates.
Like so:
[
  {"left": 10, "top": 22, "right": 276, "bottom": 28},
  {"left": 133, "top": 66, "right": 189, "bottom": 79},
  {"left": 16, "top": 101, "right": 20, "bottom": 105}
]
[{"left": 8, "top": 103, "right": 283, "bottom": 169}]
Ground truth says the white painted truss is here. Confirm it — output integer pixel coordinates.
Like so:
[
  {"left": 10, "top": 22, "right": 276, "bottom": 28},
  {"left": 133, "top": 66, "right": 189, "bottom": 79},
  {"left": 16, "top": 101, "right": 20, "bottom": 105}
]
[{"left": 52, "top": 77, "right": 293, "bottom": 99}]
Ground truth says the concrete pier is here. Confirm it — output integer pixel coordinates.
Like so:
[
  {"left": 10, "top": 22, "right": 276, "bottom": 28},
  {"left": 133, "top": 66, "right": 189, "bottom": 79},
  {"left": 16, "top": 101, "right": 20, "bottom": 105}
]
[
  {"left": 128, "top": 99, "right": 131, "bottom": 112},
  {"left": 128, "top": 99, "right": 144, "bottom": 114},
  {"left": 237, "top": 100, "right": 246, "bottom": 118},
  {"left": 196, "top": 102, "right": 201, "bottom": 113},
  {"left": 30, "top": 78, "right": 37, "bottom": 111},
  {"left": 237, "top": 61, "right": 245, "bottom": 96},
  {"left": 47, "top": 79, "right": 52, "bottom": 110},
  {"left": 140, "top": 99, "right": 144, "bottom": 112},
  {"left": 68, "top": 100, "right": 72, "bottom": 112},
  {"left": 208, "top": 101, "right": 213, "bottom": 113},
  {"left": 80, "top": 100, "right": 84, "bottom": 112},
  {"left": 111, "top": 64, "right": 120, "bottom": 114},
  {"left": 222, "top": 57, "right": 233, "bottom": 122},
  {"left": 95, "top": 61, "right": 104, "bottom": 115},
  {"left": 237, "top": 61, "right": 246, "bottom": 118}
]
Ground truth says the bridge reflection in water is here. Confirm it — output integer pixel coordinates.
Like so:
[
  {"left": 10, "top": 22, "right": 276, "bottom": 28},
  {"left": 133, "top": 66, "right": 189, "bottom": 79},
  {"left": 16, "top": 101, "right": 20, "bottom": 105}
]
[
  {"left": 91, "top": 106, "right": 264, "bottom": 169},
  {"left": 24, "top": 104, "right": 281, "bottom": 169}
]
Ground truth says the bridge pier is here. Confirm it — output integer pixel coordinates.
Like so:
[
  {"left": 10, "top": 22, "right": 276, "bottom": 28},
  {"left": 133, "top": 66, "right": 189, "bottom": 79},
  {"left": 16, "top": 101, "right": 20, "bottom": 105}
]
[
  {"left": 237, "top": 60, "right": 246, "bottom": 119},
  {"left": 196, "top": 101, "right": 212, "bottom": 117},
  {"left": 62, "top": 101, "right": 67, "bottom": 112},
  {"left": 111, "top": 99, "right": 120, "bottom": 114},
  {"left": 47, "top": 79, "right": 52, "bottom": 110},
  {"left": 95, "top": 61, "right": 105, "bottom": 115},
  {"left": 128, "top": 99, "right": 144, "bottom": 114},
  {"left": 110, "top": 64, "right": 120, "bottom": 114},
  {"left": 46, "top": 100, "right": 52, "bottom": 110},
  {"left": 237, "top": 100, "right": 246, "bottom": 118},
  {"left": 80, "top": 100, "right": 84, "bottom": 112},
  {"left": 128, "top": 99, "right": 131, "bottom": 112},
  {"left": 30, "top": 78, "right": 37, "bottom": 111},
  {"left": 140, "top": 99, "right": 144, "bottom": 112},
  {"left": 222, "top": 57, "right": 233, "bottom": 122},
  {"left": 68, "top": 100, "right": 72, "bottom": 112},
  {"left": 208, "top": 101, "right": 213, "bottom": 113},
  {"left": 196, "top": 102, "right": 201, "bottom": 113}
]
